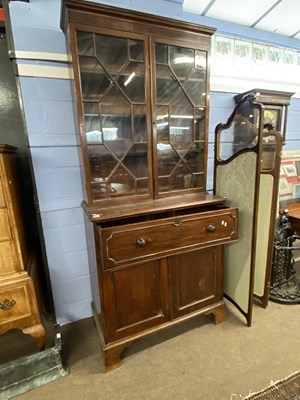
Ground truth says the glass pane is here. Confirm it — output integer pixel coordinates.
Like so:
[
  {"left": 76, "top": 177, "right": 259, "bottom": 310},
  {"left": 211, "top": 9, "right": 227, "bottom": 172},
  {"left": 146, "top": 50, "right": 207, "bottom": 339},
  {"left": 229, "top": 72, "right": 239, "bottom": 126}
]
[
  {"left": 183, "top": 70, "right": 206, "bottom": 107},
  {"left": 129, "top": 40, "right": 144, "bottom": 61},
  {"left": 102, "top": 85, "right": 132, "bottom": 159},
  {"left": 77, "top": 32, "right": 94, "bottom": 56},
  {"left": 155, "top": 42, "right": 208, "bottom": 194},
  {"left": 169, "top": 88, "right": 193, "bottom": 121},
  {"left": 157, "top": 144, "right": 180, "bottom": 176},
  {"left": 108, "top": 165, "right": 135, "bottom": 198},
  {"left": 133, "top": 105, "right": 147, "bottom": 143},
  {"left": 261, "top": 134, "right": 277, "bottom": 171},
  {"left": 123, "top": 144, "right": 148, "bottom": 178},
  {"left": 137, "top": 178, "right": 149, "bottom": 195},
  {"left": 95, "top": 35, "right": 127, "bottom": 77},
  {"left": 92, "top": 182, "right": 109, "bottom": 200},
  {"left": 194, "top": 108, "right": 206, "bottom": 141},
  {"left": 156, "top": 65, "right": 180, "bottom": 104},
  {"left": 263, "top": 109, "right": 280, "bottom": 131},
  {"left": 217, "top": 100, "right": 259, "bottom": 161},
  {"left": 77, "top": 33, "right": 150, "bottom": 201},
  {"left": 183, "top": 143, "right": 204, "bottom": 173},
  {"left": 88, "top": 145, "right": 117, "bottom": 180},
  {"left": 104, "top": 135, "right": 132, "bottom": 160},
  {"left": 117, "top": 62, "right": 145, "bottom": 102},
  {"left": 170, "top": 116, "right": 193, "bottom": 154},
  {"left": 158, "top": 176, "right": 170, "bottom": 193},
  {"left": 170, "top": 89, "right": 194, "bottom": 153},
  {"left": 170, "top": 161, "right": 192, "bottom": 191},
  {"left": 194, "top": 174, "right": 204, "bottom": 189},
  {"left": 170, "top": 46, "right": 194, "bottom": 82},
  {"left": 101, "top": 84, "right": 131, "bottom": 116},
  {"left": 155, "top": 44, "right": 168, "bottom": 64},
  {"left": 157, "top": 106, "right": 169, "bottom": 142},
  {"left": 84, "top": 103, "right": 102, "bottom": 143},
  {"left": 195, "top": 50, "right": 206, "bottom": 70},
  {"left": 79, "top": 56, "right": 111, "bottom": 100}
]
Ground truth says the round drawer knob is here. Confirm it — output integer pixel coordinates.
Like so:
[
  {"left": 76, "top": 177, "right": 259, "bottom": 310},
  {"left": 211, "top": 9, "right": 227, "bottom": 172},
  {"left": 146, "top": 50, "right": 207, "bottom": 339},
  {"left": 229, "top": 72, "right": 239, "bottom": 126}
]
[
  {"left": 206, "top": 224, "right": 216, "bottom": 233},
  {"left": 136, "top": 238, "right": 147, "bottom": 247}
]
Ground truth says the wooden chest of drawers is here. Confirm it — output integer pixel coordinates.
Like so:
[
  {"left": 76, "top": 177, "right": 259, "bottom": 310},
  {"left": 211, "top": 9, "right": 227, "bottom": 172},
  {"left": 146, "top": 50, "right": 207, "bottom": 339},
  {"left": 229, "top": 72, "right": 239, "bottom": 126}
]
[
  {"left": 0, "top": 145, "right": 45, "bottom": 350},
  {"left": 91, "top": 203, "right": 238, "bottom": 371}
]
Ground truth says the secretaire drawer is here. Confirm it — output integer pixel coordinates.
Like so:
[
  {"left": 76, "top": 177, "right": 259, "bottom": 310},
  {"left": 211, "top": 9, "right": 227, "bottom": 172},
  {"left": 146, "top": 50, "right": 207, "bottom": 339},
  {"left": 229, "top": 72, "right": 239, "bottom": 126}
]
[{"left": 99, "top": 207, "right": 238, "bottom": 268}]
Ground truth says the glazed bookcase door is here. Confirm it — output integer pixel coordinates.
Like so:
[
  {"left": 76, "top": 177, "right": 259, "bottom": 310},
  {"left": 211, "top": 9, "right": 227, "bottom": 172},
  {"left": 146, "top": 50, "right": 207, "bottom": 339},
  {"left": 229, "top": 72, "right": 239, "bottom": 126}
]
[
  {"left": 151, "top": 37, "right": 209, "bottom": 196},
  {"left": 214, "top": 96, "right": 263, "bottom": 326},
  {"left": 71, "top": 23, "right": 211, "bottom": 206},
  {"left": 73, "top": 28, "right": 153, "bottom": 204}
]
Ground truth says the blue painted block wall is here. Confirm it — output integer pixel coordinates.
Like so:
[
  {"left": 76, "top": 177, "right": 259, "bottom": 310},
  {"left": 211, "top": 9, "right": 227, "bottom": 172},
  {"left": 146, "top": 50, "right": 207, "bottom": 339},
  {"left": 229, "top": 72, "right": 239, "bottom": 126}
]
[
  {"left": 8, "top": 0, "right": 300, "bottom": 324},
  {"left": 19, "top": 75, "right": 92, "bottom": 324}
]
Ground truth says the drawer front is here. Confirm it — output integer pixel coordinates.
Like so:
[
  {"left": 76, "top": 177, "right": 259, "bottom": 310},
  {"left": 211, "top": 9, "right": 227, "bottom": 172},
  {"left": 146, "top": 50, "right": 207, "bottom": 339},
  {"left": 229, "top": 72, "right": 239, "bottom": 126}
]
[
  {"left": 0, "top": 208, "right": 13, "bottom": 241},
  {"left": 0, "top": 281, "right": 32, "bottom": 327},
  {"left": 101, "top": 208, "right": 238, "bottom": 268},
  {"left": 0, "top": 241, "right": 20, "bottom": 275}
]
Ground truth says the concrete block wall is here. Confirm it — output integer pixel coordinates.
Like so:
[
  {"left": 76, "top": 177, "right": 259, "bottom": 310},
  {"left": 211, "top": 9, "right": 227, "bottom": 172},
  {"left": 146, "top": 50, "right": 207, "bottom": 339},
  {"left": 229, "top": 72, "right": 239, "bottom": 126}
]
[
  {"left": 7, "top": 0, "right": 300, "bottom": 325},
  {"left": 207, "top": 92, "right": 236, "bottom": 191},
  {"left": 19, "top": 74, "right": 92, "bottom": 324},
  {"left": 285, "top": 99, "right": 300, "bottom": 150}
]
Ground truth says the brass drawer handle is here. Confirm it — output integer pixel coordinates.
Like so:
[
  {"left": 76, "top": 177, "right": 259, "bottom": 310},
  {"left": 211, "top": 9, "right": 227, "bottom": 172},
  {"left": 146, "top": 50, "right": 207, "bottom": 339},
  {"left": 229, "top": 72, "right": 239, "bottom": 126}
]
[
  {"left": 173, "top": 219, "right": 182, "bottom": 227},
  {"left": 206, "top": 224, "right": 216, "bottom": 233},
  {"left": 136, "top": 238, "right": 147, "bottom": 247},
  {"left": 0, "top": 299, "right": 16, "bottom": 311}
]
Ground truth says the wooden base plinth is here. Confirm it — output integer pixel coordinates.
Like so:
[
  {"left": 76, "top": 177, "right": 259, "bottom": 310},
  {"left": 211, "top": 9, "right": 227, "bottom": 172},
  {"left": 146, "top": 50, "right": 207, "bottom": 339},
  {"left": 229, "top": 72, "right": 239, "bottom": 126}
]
[{"left": 92, "top": 301, "right": 227, "bottom": 372}]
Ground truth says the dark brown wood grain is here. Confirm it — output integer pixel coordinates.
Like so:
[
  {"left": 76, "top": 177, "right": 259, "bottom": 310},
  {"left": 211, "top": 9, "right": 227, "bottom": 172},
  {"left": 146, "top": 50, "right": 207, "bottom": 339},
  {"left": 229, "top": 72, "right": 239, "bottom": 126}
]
[{"left": 100, "top": 207, "right": 238, "bottom": 268}]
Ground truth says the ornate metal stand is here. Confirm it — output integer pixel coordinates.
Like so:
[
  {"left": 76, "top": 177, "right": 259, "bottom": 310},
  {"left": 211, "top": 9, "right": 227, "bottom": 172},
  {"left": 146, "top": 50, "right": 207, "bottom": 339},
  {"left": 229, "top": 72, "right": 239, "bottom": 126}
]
[{"left": 270, "top": 209, "right": 300, "bottom": 303}]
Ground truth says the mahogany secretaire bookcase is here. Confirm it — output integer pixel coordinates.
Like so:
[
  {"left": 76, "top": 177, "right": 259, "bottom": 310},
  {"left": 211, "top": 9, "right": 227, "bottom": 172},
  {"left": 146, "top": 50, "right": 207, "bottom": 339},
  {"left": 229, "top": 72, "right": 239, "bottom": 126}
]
[{"left": 62, "top": 0, "right": 238, "bottom": 371}]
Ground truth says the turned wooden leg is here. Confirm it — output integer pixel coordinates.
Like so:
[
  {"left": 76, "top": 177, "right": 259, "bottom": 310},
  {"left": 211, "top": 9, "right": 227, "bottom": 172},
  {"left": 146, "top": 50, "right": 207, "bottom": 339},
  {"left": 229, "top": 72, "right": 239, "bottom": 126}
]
[{"left": 23, "top": 323, "right": 46, "bottom": 351}]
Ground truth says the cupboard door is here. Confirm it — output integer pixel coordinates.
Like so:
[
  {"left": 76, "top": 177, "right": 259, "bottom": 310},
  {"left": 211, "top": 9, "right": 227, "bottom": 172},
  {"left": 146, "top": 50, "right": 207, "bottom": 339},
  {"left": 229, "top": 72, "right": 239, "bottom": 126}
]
[
  {"left": 169, "top": 247, "right": 223, "bottom": 319},
  {"left": 102, "top": 258, "right": 169, "bottom": 341}
]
